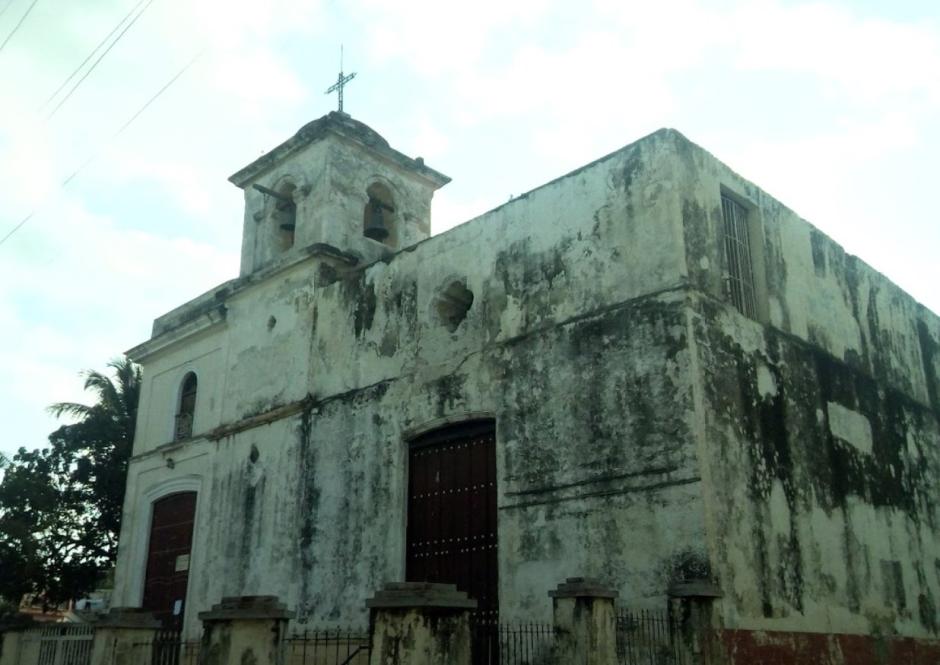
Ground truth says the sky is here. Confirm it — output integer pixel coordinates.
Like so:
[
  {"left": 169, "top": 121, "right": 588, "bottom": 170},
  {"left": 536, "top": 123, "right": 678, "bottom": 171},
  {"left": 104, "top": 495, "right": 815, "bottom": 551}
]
[{"left": 0, "top": 0, "right": 938, "bottom": 461}]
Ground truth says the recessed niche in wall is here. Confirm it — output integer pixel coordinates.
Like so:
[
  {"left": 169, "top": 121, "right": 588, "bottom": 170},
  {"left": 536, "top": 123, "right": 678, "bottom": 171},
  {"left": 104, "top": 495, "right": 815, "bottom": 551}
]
[{"left": 434, "top": 280, "right": 474, "bottom": 332}]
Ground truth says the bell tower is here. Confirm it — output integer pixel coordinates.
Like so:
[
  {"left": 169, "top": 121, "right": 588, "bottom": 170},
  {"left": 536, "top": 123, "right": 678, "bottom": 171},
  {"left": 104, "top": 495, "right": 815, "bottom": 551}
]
[{"left": 228, "top": 112, "right": 450, "bottom": 276}]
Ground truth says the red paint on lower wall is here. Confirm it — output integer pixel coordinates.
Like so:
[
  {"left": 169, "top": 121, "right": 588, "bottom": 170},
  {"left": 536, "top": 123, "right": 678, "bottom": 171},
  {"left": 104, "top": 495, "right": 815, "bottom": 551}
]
[{"left": 717, "top": 629, "right": 940, "bottom": 665}]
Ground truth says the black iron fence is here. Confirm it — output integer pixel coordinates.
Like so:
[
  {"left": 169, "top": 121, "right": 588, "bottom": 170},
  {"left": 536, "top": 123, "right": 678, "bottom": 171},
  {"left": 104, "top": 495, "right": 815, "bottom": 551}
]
[
  {"left": 10, "top": 607, "right": 684, "bottom": 665},
  {"left": 286, "top": 628, "right": 371, "bottom": 665},
  {"left": 148, "top": 630, "right": 200, "bottom": 665},
  {"left": 616, "top": 609, "right": 685, "bottom": 665},
  {"left": 472, "top": 621, "right": 555, "bottom": 665}
]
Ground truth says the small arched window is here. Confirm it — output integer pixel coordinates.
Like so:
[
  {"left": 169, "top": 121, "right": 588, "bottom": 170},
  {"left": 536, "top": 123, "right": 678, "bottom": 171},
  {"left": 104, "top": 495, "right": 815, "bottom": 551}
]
[
  {"left": 363, "top": 182, "right": 397, "bottom": 246},
  {"left": 175, "top": 373, "right": 198, "bottom": 441}
]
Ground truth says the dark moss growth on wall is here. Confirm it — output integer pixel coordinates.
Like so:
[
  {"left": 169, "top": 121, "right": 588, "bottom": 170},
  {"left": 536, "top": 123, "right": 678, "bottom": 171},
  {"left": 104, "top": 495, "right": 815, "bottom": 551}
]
[
  {"left": 353, "top": 280, "right": 377, "bottom": 337},
  {"left": 810, "top": 230, "right": 828, "bottom": 278},
  {"left": 917, "top": 319, "right": 940, "bottom": 416},
  {"left": 665, "top": 548, "right": 713, "bottom": 584},
  {"left": 694, "top": 296, "right": 940, "bottom": 628},
  {"left": 495, "top": 293, "right": 694, "bottom": 495},
  {"left": 296, "top": 404, "right": 320, "bottom": 601}
]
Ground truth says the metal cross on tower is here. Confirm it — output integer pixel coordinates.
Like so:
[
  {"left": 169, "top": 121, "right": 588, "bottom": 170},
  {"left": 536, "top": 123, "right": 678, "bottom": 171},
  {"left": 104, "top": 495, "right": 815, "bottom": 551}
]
[{"left": 325, "top": 46, "right": 356, "bottom": 113}]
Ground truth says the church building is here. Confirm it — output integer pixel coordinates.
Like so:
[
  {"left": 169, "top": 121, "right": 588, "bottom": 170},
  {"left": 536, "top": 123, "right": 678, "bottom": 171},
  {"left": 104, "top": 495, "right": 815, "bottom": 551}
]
[{"left": 113, "top": 110, "right": 940, "bottom": 663}]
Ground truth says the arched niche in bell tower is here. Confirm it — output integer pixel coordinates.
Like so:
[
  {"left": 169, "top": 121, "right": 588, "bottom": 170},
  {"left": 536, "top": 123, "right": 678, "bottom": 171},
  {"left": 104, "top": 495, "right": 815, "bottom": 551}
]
[
  {"left": 262, "top": 178, "right": 299, "bottom": 254},
  {"left": 362, "top": 181, "right": 398, "bottom": 247}
]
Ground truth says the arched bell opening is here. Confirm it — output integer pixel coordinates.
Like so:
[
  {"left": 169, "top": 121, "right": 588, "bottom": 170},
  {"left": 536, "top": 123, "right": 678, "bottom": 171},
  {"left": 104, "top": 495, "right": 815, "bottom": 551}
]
[
  {"left": 363, "top": 182, "right": 397, "bottom": 247},
  {"left": 271, "top": 182, "right": 297, "bottom": 252}
]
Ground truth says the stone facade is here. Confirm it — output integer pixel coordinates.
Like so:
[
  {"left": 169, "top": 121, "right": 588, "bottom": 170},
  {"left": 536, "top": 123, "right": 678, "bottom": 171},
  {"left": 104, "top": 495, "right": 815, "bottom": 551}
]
[{"left": 113, "top": 111, "right": 940, "bottom": 662}]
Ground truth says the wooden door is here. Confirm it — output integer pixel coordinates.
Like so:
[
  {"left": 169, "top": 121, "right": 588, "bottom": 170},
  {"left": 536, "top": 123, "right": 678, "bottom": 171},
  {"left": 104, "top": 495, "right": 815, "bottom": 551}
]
[
  {"left": 406, "top": 421, "right": 498, "bottom": 619},
  {"left": 142, "top": 492, "right": 197, "bottom": 630}
]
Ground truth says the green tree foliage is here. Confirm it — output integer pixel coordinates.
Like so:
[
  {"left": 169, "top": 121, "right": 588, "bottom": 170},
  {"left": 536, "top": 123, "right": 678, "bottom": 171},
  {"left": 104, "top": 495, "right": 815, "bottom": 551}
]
[{"left": 0, "top": 358, "right": 140, "bottom": 608}]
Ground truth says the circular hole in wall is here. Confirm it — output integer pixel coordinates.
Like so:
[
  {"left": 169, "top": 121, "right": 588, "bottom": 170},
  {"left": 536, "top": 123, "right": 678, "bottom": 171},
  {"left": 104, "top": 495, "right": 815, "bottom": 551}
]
[
  {"left": 434, "top": 281, "right": 474, "bottom": 333},
  {"left": 249, "top": 444, "right": 260, "bottom": 464},
  {"left": 267, "top": 315, "right": 277, "bottom": 331}
]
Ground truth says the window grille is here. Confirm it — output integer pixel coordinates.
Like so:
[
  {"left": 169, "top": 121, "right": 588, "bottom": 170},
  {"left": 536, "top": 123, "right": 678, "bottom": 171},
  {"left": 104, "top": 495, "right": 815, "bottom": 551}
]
[
  {"left": 175, "top": 373, "right": 197, "bottom": 440},
  {"left": 721, "top": 194, "right": 757, "bottom": 318}
]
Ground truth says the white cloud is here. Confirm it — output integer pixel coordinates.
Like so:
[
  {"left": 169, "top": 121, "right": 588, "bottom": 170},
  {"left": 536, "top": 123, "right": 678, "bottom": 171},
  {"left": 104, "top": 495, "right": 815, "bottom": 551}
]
[
  {"left": 359, "top": 0, "right": 556, "bottom": 76},
  {"left": 731, "top": 2, "right": 940, "bottom": 103}
]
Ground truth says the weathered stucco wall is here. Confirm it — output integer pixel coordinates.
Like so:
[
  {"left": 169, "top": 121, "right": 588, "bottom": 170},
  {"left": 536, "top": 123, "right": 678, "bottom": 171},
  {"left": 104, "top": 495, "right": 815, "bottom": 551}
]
[
  {"left": 676, "top": 134, "right": 936, "bottom": 406},
  {"left": 116, "top": 118, "right": 940, "bottom": 659},
  {"left": 131, "top": 332, "right": 226, "bottom": 454},
  {"left": 117, "top": 128, "right": 710, "bottom": 634},
  {"left": 674, "top": 134, "right": 940, "bottom": 646},
  {"left": 690, "top": 301, "right": 940, "bottom": 636}
]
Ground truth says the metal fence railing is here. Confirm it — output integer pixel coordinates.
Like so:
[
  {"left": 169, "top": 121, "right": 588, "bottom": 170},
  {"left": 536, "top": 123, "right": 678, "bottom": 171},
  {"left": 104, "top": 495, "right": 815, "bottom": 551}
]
[
  {"left": 285, "top": 628, "right": 371, "bottom": 665},
  {"left": 472, "top": 621, "right": 555, "bottom": 665},
  {"left": 33, "top": 624, "right": 94, "bottom": 665},
  {"left": 6, "top": 608, "right": 688, "bottom": 665},
  {"left": 146, "top": 630, "right": 200, "bottom": 665},
  {"left": 616, "top": 609, "right": 685, "bottom": 665}
]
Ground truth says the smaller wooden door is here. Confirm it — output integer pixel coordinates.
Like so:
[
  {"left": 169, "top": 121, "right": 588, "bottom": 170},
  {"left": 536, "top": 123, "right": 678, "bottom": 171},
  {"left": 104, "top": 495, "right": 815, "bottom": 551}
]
[{"left": 142, "top": 492, "right": 197, "bottom": 630}]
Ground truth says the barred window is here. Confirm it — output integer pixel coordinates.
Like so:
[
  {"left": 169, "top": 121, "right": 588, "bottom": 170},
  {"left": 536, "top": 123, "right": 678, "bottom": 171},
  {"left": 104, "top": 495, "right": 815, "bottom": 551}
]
[{"left": 721, "top": 194, "right": 757, "bottom": 318}]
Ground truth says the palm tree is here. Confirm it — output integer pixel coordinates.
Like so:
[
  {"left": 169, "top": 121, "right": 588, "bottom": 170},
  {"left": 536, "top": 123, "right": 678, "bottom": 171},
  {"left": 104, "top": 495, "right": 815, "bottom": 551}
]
[
  {"left": 47, "top": 357, "right": 142, "bottom": 553},
  {"left": 0, "top": 358, "right": 141, "bottom": 606},
  {"left": 49, "top": 358, "right": 141, "bottom": 440}
]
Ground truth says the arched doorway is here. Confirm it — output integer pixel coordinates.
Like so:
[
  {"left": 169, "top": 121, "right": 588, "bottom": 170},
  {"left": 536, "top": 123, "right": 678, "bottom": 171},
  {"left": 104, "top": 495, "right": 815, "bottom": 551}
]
[{"left": 142, "top": 491, "right": 197, "bottom": 630}]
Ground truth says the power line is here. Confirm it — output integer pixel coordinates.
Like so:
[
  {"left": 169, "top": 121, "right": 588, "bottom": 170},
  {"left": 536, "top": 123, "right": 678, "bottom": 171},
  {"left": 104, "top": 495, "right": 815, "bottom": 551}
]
[
  {"left": 0, "top": 52, "right": 202, "bottom": 249},
  {"left": 0, "top": 0, "right": 39, "bottom": 54},
  {"left": 41, "top": 0, "right": 150, "bottom": 112},
  {"left": 46, "top": 0, "right": 156, "bottom": 120},
  {"left": 112, "top": 52, "right": 200, "bottom": 136},
  {"left": 0, "top": 212, "right": 33, "bottom": 247}
]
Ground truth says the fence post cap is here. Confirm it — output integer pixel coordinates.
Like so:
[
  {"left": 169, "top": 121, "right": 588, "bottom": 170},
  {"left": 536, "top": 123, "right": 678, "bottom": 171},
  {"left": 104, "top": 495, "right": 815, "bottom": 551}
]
[
  {"left": 366, "top": 582, "right": 477, "bottom": 610},
  {"left": 96, "top": 607, "right": 163, "bottom": 629},
  {"left": 199, "top": 595, "right": 294, "bottom": 621},
  {"left": 549, "top": 577, "right": 618, "bottom": 599}
]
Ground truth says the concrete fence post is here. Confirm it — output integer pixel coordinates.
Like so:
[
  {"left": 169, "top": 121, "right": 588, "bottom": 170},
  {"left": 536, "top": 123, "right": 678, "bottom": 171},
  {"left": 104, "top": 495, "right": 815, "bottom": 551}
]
[
  {"left": 0, "top": 626, "right": 27, "bottom": 665},
  {"left": 549, "top": 577, "right": 618, "bottom": 665},
  {"left": 198, "top": 595, "right": 292, "bottom": 665},
  {"left": 9, "top": 627, "right": 41, "bottom": 665},
  {"left": 90, "top": 608, "right": 162, "bottom": 665},
  {"left": 366, "top": 582, "right": 477, "bottom": 665},
  {"left": 667, "top": 580, "right": 722, "bottom": 665}
]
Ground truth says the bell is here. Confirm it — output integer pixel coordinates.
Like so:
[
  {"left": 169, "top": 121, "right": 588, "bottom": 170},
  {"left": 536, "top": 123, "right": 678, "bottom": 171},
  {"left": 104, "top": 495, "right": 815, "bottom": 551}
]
[{"left": 364, "top": 200, "right": 389, "bottom": 241}]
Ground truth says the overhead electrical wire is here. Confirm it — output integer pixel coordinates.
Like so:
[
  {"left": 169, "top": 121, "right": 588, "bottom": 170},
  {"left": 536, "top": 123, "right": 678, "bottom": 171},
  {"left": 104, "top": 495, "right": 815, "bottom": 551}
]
[
  {"left": 40, "top": 0, "right": 150, "bottom": 112},
  {"left": 0, "top": 0, "right": 39, "bottom": 54},
  {"left": 0, "top": 52, "right": 202, "bottom": 249},
  {"left": 45, "top": 0, "right": 156, "bottom": 119}
]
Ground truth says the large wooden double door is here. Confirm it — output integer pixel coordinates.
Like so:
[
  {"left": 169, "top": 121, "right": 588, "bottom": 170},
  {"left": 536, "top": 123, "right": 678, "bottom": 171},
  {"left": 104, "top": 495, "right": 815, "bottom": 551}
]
[{"left": 406, "top": 421, "right": 498, "bottom": 618}]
